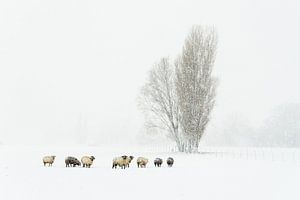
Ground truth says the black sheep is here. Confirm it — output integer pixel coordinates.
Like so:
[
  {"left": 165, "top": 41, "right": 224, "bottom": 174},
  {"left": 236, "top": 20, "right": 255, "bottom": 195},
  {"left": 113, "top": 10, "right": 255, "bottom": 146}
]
[
  {"left": 65, "top": 156, "right": 81, "bottom": 167},
  {"left": 166, "top": 157, "right": 174, "bottom": 167},
  {"left": 154, "top": 158, "right": 163, "bottom": 167}
]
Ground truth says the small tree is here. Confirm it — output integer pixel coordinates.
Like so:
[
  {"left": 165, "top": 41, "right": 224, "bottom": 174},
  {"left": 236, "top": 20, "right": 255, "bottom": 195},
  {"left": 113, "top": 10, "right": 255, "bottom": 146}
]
[{"left": 139, "top": 58, "right": 183, "bottom": 150}]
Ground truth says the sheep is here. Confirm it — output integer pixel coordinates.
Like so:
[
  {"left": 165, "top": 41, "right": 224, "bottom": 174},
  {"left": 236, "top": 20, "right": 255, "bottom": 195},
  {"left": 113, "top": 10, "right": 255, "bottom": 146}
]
[
  {"left": 112, "top": 155, "right": 127, "bottom": 169},
  {"left": 166, "top": 157, "right": 174, "bottom": 167},
  {"left": 81, "top": 156, "right": 95, "bottom": 168},
  {"left": 137, "top": 157, "right": 148, "bottom": 168},
  {"left": 126, "top": 156, "right": 134, "bottom": 168},
  {"left": 43, "top": 155, "right": 56, "bottom": 167},
  {"left": 65, "top": 156, "right": 81, "bottom": 167},
  {"left": 112, "top": 155, "right": 134, "bottom": 169},
  {"left": 154, "top": 158, "right": 163, "bottom": 167}
]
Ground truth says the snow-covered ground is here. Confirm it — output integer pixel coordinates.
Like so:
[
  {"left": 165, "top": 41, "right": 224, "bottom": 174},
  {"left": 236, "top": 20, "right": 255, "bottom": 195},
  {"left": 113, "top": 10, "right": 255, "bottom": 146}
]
[{"left": 0, "top": 145, "right": 299, "bottom": 200}]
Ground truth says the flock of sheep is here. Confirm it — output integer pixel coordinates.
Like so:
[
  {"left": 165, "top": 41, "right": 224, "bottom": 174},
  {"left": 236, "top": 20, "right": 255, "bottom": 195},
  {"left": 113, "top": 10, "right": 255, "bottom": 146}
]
[{"left": 42, "top": 155, "right": 174, "bottom": 169}]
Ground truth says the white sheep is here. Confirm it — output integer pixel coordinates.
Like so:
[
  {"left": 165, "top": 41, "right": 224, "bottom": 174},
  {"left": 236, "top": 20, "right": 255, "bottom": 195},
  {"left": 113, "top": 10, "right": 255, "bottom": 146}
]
[
  {"left": 112, "top": 155, "right": 134, "bottom": 169},
  {"left": 43, "top": 155, "right": 56, "bottom": 167},
  {"left": 81, "top": 156, "right": 95, "bottom": 168},
  {"left": 137, "top": 157, "right": 148, "bottom": 168},
  {"left": 112, "top": 156, "right": 127, "bottom": 169}
]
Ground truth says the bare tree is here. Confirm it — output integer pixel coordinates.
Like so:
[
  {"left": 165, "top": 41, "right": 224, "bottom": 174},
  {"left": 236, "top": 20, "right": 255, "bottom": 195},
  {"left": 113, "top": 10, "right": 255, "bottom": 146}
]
[
  {"left": 176, "top": 26, "right": 218, "bottom": 152},
  {"left": 138, "top": 58, "right": 183, "bottom": 150},
  {"left": 139, "top": 26, "right": 218, "bottom": 152}
]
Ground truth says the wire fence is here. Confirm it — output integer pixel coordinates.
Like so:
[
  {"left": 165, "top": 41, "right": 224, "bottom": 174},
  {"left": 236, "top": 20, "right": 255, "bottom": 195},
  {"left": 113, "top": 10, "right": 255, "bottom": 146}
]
[{"left": 136, "top": 145, "right": 300, "bottom": 163}]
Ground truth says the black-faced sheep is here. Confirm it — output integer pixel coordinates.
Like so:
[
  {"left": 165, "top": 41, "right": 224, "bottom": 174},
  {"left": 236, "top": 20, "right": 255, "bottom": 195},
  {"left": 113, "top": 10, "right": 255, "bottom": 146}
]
[
  {"left": 81, "top": 156, "right": 95, "bottom": 168},
  {"left": 166, "top": 157, "right": 174, "bottom": 167},
  {"left": 43, "top": 155, "right": 56, "bottom": 167},
  {"left": 137, "top": 157, "right": 148, "bottom": 168},
  {"left": 154, "top": 158, "right": 163, "bottom": 167},
  {"left": 126, "top": 156, "right": 134, "bottom": 168},
  {"left": 112, "top": 155, "right": 134, "bottom": 169},
  {"left": 65, "top": 156, "right": 81, "bottom": 167}
]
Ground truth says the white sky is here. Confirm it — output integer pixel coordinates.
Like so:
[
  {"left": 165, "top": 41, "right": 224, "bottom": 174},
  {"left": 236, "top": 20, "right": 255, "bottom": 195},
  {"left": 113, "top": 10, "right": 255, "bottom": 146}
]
[{"left": 0, "top": 0, "right": 299, "bottom": 144}]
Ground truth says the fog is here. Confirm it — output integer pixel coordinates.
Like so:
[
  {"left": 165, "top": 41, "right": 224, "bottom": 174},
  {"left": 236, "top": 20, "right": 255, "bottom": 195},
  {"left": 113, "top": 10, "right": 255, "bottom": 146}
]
[{"left": 0, "top": 0, "right": 299, "bottom": 146}]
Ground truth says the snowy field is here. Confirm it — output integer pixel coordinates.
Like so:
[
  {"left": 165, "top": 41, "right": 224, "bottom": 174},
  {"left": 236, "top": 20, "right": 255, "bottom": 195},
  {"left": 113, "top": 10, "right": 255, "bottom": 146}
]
[{"left": 0, "top": 145, "right": 299, "bottom": 200}]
